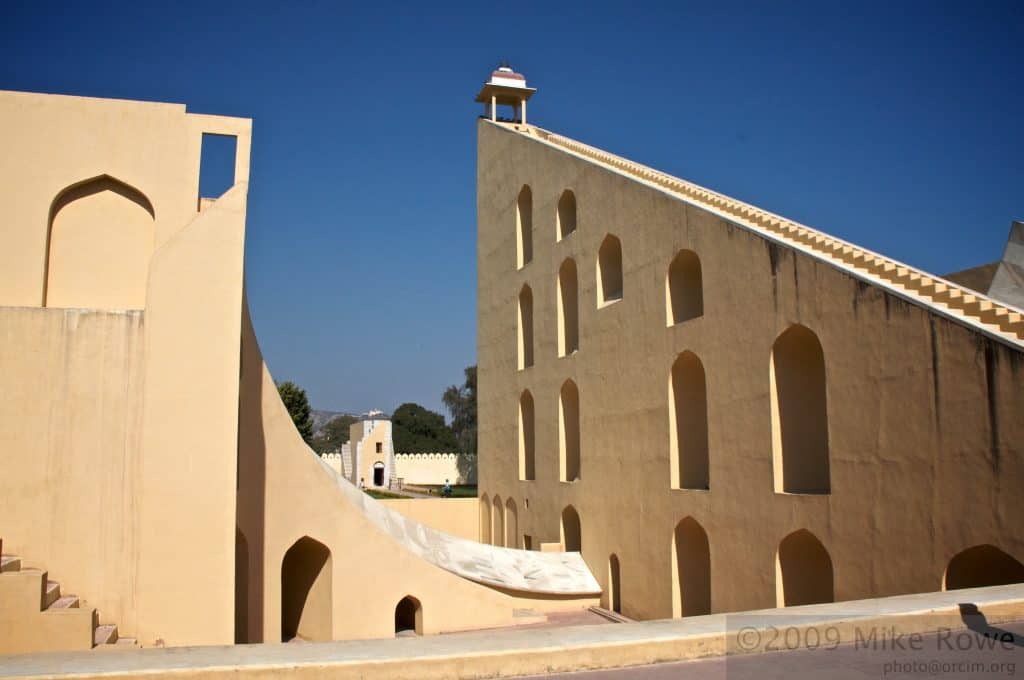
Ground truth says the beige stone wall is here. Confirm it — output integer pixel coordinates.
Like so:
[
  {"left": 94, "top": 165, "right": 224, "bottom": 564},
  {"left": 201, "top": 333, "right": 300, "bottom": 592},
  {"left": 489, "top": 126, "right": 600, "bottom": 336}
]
[
  {"left": 394, "top": 453, "right": 478, "bottom": 485},
  {"left": 476, "top": 120, "right": 1024, "bottom": 620},
  {"left": 0, "top": 307, "right": 145, "bottom": 634},
  {"left": 0, "top": 91, "right": 251, "bottom": 647},
  {"left": 379, "top": 499, "right": 480, "bottom": 541}
]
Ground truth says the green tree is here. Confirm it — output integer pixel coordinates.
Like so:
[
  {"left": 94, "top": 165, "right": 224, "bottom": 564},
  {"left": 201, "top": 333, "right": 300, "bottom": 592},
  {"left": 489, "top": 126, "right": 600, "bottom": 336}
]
[
  {"left": 277, "top": 381, "right": 313, "bottom": 444},
  {"left": 443, "top": 365, "right": 477, "bottom": 454},
  {"left": 391, "top": 402, "right": 459, "bottom": 452},
  {"left": 312, "top": 414, "right": 357, "bottom": 453}
]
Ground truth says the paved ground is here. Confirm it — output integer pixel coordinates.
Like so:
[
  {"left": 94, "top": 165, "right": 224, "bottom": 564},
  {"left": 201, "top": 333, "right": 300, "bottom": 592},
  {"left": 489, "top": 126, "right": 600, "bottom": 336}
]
[
  {"left": 3, "top": 585, "right": 1022, "bottom": 679},
  {"left": 523, "top": 619, "right": 1024, "bottom": 679}
]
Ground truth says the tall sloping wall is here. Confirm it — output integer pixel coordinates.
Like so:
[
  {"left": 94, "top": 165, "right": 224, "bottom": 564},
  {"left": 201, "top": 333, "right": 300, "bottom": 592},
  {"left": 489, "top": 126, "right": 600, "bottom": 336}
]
[{"left": 476, "top": 119, "right": 1024, "bottom": 620}]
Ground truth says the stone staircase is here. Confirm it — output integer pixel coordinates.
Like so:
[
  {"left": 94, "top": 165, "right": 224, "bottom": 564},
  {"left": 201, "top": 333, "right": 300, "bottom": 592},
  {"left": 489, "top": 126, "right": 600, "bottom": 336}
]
[
  {"left": 504, "top": 123, "right": 1024, "bottom": 346},
  {"left": 0, "top": 538, "right": 136, "bottom": 653}
]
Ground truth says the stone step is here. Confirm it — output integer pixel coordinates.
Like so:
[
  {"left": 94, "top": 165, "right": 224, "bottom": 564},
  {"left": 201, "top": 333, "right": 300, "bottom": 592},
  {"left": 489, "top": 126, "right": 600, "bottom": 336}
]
[
  {"left": 47, "top": 595, "right": 80, "bottom": 609},
  {"left": 588, "top": 606, "right": 635, "bottom": 624},
  {"left": 44, "top": 580, "right": 61, "bottom": 609},
  {"left": 93, "top": 624, "right": 118, "bottom": 646},
  {"left": 1, "top": 555, "right": 21, "bottom": 572}
]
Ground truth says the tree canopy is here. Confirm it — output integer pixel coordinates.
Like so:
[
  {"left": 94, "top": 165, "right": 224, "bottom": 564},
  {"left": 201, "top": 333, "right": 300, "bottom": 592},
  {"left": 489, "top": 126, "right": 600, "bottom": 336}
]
[
  {"left": 312, "top": 414, "right": 357, "bottom": 454},
  {"left": 443, "top": 365, "right": 477, "bottom": 454},
  {"left": 391, "top": 402, "right": 459, "bottom": 452},
  {"left": 277, "top": 381, "right": 313, "bottom": 444}
]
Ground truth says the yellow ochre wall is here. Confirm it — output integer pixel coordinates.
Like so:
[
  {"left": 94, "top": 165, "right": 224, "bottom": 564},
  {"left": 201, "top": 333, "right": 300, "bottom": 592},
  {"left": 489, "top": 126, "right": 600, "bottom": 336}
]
[
  {"left": 476, "top": 119, "right": 1024, "bottom": 621},
  {"left": 380, "top": 499, "right": 480, "bottom": 541}
]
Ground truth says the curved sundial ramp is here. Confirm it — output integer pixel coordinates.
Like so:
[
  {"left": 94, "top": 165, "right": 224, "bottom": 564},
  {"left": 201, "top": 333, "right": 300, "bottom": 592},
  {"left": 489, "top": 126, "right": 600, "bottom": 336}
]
[{"left": 235, "top": 305, "right": 600, "bottom": 643}]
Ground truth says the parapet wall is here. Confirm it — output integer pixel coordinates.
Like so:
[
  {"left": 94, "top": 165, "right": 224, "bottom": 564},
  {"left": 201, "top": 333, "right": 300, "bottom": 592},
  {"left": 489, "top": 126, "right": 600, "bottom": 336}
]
[{"left": 394, "top": 453, "right": 477, "bottom": 485}]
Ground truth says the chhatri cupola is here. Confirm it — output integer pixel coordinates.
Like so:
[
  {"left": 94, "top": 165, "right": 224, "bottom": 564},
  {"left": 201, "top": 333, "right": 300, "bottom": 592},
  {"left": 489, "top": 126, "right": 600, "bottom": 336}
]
[{"left": 475, "top": 62, "right": 535, "bottom": 124}]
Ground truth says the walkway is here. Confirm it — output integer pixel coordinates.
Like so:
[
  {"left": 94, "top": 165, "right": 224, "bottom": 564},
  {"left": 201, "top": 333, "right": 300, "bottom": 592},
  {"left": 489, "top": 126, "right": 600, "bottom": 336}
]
[
  {"left": 2, "top": 584, "right": 1021, "bottom": 679},
  {"left": 525, "top": 620, "right": 1023, "bottom": 679}
]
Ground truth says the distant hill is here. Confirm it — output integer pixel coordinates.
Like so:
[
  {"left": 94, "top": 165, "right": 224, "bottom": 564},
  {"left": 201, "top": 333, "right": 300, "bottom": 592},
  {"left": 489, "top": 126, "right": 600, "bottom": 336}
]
[{"left": 311, "top": 409, "right": 358, "bottom": 437}]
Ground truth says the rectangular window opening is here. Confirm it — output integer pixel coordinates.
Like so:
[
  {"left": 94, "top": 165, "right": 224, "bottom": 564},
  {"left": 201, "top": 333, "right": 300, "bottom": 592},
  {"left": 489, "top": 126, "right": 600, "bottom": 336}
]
[{"left": 198, "top": 133, "right": 237, "bottom": 206}]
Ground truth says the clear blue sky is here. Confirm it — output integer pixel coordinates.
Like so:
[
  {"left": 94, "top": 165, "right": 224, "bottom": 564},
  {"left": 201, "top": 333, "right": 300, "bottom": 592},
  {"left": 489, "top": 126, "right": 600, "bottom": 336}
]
[{"left": 4, "top": 1, "right": 1021, "bottom": 415}]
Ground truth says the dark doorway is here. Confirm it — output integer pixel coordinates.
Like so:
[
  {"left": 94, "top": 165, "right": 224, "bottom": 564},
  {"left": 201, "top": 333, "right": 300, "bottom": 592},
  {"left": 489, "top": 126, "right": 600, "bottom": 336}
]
[
  {"left": 373, "top": 462, "right": 385, "bottom": 487},
  {"left": 395, "top": 595, "right": 422, "bottom": 636}
]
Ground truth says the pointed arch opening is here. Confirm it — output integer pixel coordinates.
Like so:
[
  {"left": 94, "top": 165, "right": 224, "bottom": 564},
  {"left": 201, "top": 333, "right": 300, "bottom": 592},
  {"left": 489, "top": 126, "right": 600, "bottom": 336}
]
[
  {"left": 516, "top": 185, "right": 533, "bottom": 269},
  {"left": 557, "top": 190, "right": 577, "bottom": 240},
  {"left": 517, "top": 284, "right": 534, "bottom": 370},
  {"left": 394, "top": 595, "right": 423, "bottom": 636},
  {"left": 597, "top": 234, "right": 623, "bottom": 307},
  {"left": 669, "top": 352, "right": 710, "bottom": 490},
  {"left": 505, "top": 498, "right": 518, "bottom": 548},
  {"left": 281, "top": 536, "right": 332, "bottom": 642},
  {"left": 672, "top": 518, "right": 711, "bottom": 617},
  {"left": 492, "top": 495, "right": 505, "bottom": 547},
  {"left": 944, "top": 545, "right": 1024, "bottom": 590},
  {"left": 666, "top": 250, "right": 703, "bottom": 325},
  {"left": 557, "top": 258, "right": 579, "bottom": 356},
  {"left": 561, "top": 505, "right": 581, "bottom": 553},
  {"left": 559, "top": 379, "right": 581, "bottom": 482},
  {"left": 776, "top": 529, "right": 834, "bottom": 607},
  {"left": 608, "top": 554, "right": 622, "bottom": 614},
  {"left": 771, "top": 325, "right": 830, "bottom": 494},
  {"left": 479, "top": 494, "right": 491, "bottom": 544},
  {"left": 44, "top": 175, "right": 156, "bottom": 309},
  {"left": 519, "top": 390, "right": 536, "bottom": 481}
]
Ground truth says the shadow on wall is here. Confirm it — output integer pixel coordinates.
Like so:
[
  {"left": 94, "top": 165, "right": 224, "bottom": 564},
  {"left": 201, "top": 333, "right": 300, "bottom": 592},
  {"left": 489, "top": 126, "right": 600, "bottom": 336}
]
[{"left": 237, "top": 299, "right": 267, "bottom": 643}]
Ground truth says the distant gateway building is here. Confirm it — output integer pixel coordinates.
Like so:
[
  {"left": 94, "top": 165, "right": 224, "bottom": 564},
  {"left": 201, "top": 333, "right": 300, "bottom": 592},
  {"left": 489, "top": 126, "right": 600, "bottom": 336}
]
[{"left": 475, "top": 66, "right": 1024, "bottom": 620}]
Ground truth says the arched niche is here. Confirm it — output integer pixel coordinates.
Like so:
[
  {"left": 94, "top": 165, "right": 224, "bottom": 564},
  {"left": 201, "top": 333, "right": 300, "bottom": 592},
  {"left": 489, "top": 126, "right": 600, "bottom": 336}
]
[
  {"left": 669, "top": 351, "right": 710, "bottom": 490},
  {"left": 492, "top": 495, "right": 505, "bottom": 547},
  {"left": 44, "top": 175, "right": 155, "bottom": 309},
  {"left": 518, "top": 284, "right": 534, "bottom": 370},
  {"left": 394, "top": 595, "right": 423, "bottom": 636},
  {"left": 944, "top": 545, "right": 1024, "bottom": 590},
  {"left": 608, "top": 554, "right": 622, "bottom": 614},
  {"left": 557, "top": 258, "right": 579, "bottom": 356},
  {"left": 672, "top": 517, "right": 711, "bottom": 617},
  {"left": 505, "top": 498, "right": 518, "bottom": 548},
  {"left": 559, "top": 379, "right": 581, "bottom": 482},
  {"left": 281, "top": 536, "right": 332, "bottom": 642},
  {"left": 480, "top": 494, "right": 491, "bottom": 544},
  {"left": 776, "top": 529, "right": 834, "bottom": 607},
  {"left": 519, "top": 390, "right": 535, "bottom": 481},
  {"left": 597, "top": 234, "right": 623, "bottom": 307},
  {"left": 666, "top": 249, "right": 703, "bottom": 325},
  {"left": 516, "top": 185, "right": 532, "bottom": 268},
  {"left": 561, "top": 505, "right": 581, "bottom": 553},
  {"left": 771, "top": 325, "right": 830, "bottom": 494},
  {"left": 557, "top": 190, "right": 577, "bottom": 240}
]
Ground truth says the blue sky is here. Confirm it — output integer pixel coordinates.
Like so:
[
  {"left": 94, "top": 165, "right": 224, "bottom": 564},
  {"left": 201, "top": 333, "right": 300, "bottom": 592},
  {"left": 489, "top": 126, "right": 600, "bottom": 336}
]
[{"left": 4, "top": 1, "right": 1022, "bottom": 415}]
